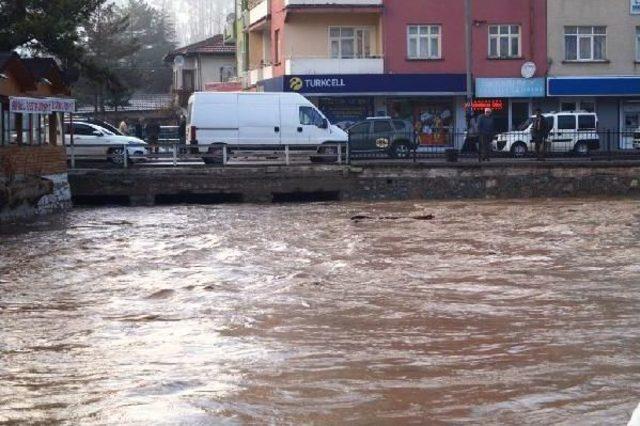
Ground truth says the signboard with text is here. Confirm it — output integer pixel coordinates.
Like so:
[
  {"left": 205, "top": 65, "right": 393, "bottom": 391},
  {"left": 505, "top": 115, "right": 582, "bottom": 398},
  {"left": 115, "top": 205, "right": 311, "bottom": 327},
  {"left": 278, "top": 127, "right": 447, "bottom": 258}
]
[
  {"left": 632, "top": 0, "right": 640, "bottom": 14},
  {"left": 9, "top": 97, "right": 76, "bottom": 114},
  {"left": 475, "top": 78, "right": 545, "bottom": 98}
]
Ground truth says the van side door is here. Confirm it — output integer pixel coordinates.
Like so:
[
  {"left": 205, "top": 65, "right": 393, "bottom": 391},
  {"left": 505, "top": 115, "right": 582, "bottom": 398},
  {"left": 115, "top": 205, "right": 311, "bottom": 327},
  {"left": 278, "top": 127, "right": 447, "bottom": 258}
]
[
  {"left": 550, "top": 114, "right": 575, "bottom": 152},
  {"left": 237, "top": 94, "right": 281, "bottom": 145}
]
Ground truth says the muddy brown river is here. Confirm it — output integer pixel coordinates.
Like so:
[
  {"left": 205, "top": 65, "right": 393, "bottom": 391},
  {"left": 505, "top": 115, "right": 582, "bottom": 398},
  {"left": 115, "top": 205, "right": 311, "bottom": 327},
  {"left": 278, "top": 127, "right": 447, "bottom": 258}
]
[{"left": 1, "top": 199, "right": 639, "bottom": 424}]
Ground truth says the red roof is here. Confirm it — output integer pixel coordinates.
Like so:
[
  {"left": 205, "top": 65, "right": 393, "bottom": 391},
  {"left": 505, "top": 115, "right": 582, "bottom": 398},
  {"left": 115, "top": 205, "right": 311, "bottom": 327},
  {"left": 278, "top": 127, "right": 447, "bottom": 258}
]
[{"left": 165, "top": 35, "right": 235, "bottom": 62}]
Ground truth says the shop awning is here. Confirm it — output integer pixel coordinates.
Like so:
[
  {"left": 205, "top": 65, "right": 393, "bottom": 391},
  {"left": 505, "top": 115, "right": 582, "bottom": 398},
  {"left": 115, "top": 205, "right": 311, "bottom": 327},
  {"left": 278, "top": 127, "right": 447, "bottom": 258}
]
[
  {"left": 548, "top": 76, "right": 640, "bottom": 97},
  {"left": 260, "top": 74, "right": 467, "bottom": 96}
]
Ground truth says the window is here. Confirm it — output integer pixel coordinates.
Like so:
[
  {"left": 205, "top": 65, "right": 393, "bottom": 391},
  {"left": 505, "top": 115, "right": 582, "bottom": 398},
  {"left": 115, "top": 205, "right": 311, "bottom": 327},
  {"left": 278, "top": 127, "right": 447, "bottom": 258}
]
[
  {"left": 349, "top": 122, "right": 370, "bottom": 135},
  {"left": 407, "top": 25, "right": 441, "bottom": 59},
  {"left": 393, "top": 120, "right": 409, "bottom": 131},
  {"left": 578, "top": 115, "right": 596, "bottom": 130},
  {"left": 488, "top": 25, "right": 521, "bottom": 58},
  {"left": 557, "top": 115, "right": 576, "bottom": 130},
  {"left": 373, "top": 121, "right": 393, "bottom": 133},
  {"left": 565, "top": 26, "right": 606, "bottom": 61},
  {"left": 182, "top": 70, "right": 194, "bottom": 91},
  {"left": 299, "top": 106, "right": 322, "bottom": 126},
  {"left": 545, "top": 116, "right": 554, "bottom": 131},
  {"left": 636, "top": 27, "right": 640, "bottom": 61},
  {"left": 329, "top": 27, "right": 371, "bottom": 59},
  {"left": 64, "top": 123, "right": 94, "bottom": 135}
]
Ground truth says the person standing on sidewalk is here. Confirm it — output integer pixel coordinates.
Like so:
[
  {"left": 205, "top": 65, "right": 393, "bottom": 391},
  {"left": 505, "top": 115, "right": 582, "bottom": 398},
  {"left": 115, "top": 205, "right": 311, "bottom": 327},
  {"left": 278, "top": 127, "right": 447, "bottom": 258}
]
[
  {"left": 532, "top": 109, "right": 549, "bottom": 161},
  {"left": 477, "top": 108, "right": 495, "bottom": 162}
]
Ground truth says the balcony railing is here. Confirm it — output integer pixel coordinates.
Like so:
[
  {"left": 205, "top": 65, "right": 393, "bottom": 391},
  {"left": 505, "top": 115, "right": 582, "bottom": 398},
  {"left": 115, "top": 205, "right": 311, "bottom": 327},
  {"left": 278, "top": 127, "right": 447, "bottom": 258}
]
[
  {"left": 249, "top": 0, "right": 270, "bottom": 26},
  {"left": 285, "top": 57, "right": 383, "bottom": 75}
]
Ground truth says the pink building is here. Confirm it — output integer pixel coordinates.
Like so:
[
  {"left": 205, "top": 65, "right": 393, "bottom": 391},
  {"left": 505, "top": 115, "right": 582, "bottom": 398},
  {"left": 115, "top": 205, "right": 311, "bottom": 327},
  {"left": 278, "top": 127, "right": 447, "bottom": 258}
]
[
  {"left": 244, "top": 0, "right": 548, "bottom": 144},
  {"left": 384, "top": 0, "right": 547, "bottom": 132}
]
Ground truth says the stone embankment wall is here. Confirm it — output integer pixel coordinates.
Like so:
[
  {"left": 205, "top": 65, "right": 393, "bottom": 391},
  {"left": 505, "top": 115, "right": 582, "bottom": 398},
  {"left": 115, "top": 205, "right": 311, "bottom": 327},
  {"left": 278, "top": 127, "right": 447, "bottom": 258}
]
[
  {"left": 68, "top": 161, "right": 640, "bottom": 206},
  {"left": 0, "top": 145, "right": 71, "bottom": 223}
]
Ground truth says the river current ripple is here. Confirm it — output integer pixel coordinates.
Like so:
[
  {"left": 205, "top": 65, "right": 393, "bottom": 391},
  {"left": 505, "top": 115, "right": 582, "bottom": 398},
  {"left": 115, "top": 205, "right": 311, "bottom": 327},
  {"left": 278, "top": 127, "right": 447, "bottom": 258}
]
[{"left": 1, "top": 199, "right": 639, "bottom": 424}]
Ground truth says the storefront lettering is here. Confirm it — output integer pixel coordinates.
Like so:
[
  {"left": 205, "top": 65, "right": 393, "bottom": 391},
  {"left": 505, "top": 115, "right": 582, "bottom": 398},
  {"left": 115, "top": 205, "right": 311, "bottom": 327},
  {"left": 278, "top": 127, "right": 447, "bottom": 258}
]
[
  {"left": 9, "top": 97, "right": 75, "bottom": 114},
  {"left": 304, "top": 78, "right": 346, "bottom": 89}
]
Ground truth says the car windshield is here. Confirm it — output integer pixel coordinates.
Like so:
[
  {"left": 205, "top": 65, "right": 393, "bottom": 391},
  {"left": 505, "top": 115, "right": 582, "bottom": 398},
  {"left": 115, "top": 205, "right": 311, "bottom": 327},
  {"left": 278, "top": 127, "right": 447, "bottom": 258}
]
[{"left": 517, "top": 118, "right": 533, "bottom": 131}]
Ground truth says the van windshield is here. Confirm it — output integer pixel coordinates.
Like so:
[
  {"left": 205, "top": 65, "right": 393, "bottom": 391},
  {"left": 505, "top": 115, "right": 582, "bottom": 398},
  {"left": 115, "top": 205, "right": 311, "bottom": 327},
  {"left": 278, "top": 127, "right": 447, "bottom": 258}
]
[{"left": 517, "top": 118, "right": 533, "bottom": 131}]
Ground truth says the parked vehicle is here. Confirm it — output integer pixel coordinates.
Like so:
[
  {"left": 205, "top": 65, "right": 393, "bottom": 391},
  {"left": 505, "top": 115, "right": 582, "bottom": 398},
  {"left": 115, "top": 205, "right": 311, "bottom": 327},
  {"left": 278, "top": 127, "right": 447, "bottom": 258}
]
[
  {"left": 347, "top": 117, "right": 415, "bottom": 159},
  {"left": 64, "top": 122, "right": 148, "bottom": 164},
  {"left": 493, "top": 111, "right": 600, "bottom": 157},
  {"left": 73, "top": 117, "right": 123, "bottom": 135},
  {"left": 186, "top": 92, "right": 348, "bottom": 164},
  {"left": 633, "top": 127, "right": 640, "bottom": 149}
]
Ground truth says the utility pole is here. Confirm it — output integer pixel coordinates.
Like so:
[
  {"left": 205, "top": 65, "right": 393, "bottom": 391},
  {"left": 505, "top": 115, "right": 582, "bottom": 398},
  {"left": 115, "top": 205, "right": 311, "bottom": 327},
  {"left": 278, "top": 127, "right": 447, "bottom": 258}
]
[{"left": 465, "top": 0, "right": 473, "bottom": 128}]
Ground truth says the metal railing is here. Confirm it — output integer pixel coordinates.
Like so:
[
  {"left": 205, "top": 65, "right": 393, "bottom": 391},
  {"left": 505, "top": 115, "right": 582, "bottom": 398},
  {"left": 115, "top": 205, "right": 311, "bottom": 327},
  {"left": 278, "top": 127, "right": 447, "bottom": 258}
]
[
  {"left": 65, "top": 142, "right": 347, "bottom": 168},
  {"left": 64, "top": 130, "right": 640, "bottom": 169}
]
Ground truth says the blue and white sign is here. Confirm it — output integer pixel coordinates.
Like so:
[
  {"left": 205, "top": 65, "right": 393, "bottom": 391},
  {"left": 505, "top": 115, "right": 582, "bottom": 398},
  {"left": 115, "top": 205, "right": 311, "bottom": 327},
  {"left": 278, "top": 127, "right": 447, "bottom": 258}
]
[
  {"left": 261, "top": 74, "right": 467, "bottom": 95},
  {"left": 475, "top": 78, "right": 546, "bottom": 98},
  {"left": 548, "top": 76, "right": 640, "bottom": 96},
  {"left": 632, "top": 0, "right": 640, "bottom": 14}
]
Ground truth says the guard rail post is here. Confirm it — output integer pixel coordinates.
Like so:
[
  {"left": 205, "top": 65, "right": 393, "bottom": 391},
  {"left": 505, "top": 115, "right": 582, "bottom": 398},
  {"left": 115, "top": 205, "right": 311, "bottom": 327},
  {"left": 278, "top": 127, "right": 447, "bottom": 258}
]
[
  {"left": 172, "top": 143, "right": 178, "bottom": 167},
  {"left": 123, "top": 143, "right": 128, "bottom": 169},
  {"left": 285, "top": 145, "right": 290, "bottom": 166},
  {"left": 337, "top": 143, "right": 342, "bottom": 164},
  {"left": 223, "top": 144, "right": 228, "bottom": 166}
]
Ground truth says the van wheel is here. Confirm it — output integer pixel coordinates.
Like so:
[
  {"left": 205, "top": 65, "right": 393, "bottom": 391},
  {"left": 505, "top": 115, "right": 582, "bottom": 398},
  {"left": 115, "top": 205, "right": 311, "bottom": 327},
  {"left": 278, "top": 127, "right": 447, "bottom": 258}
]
[
  {"left": 574, "top": 141, "right": 589, "bottom": 156},
  {"left": 391, "top": 142, "right": 411, "bottom": 159},
  {"left": 204, "top": 145, "right": 225, "bottom": 165},
  {"left": 511, "top": 142, "right": 527, "bottom": 158}
]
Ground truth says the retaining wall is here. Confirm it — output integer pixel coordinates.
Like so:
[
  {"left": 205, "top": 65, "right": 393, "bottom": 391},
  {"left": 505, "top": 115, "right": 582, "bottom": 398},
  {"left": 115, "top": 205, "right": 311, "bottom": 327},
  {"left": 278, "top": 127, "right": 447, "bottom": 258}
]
[
  {"left": 68, "top": 161, "right": 640, "bottom": 205},
  {"left": 0, "top": 145, "right": 71, "bottom": 223}
]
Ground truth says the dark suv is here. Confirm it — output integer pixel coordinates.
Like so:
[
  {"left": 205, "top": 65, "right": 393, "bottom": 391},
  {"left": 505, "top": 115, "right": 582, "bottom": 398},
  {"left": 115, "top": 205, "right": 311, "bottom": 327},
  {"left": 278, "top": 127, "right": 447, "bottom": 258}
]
[{"left": 348, "top": 117, "right": 415, "bottom": 158}]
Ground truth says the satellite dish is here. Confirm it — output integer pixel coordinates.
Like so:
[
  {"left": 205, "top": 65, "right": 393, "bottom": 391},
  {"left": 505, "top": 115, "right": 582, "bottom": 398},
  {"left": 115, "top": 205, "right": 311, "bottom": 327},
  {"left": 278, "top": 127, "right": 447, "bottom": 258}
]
[
  {"left": 521, "top": 62, "right": 536, "bottom": 79},
  {"left": 174, "top": 55, "right": 185, "bottom": 67}
]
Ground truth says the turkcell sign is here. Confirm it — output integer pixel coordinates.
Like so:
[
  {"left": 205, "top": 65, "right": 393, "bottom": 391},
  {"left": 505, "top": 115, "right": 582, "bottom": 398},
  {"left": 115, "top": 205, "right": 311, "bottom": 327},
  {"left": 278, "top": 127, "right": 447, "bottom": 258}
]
[
  {"left": 475, "top": 78, "right": 546, "bottom": 98},
  {"left": 262, "top": 74, "right": 467, "bottom": 95}
]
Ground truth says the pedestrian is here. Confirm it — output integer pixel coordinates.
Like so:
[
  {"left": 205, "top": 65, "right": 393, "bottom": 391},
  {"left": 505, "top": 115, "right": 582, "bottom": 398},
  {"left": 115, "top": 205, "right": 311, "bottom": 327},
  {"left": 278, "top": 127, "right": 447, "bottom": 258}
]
[
  {"left": 463, "top": 113, "right": 479, "bottom": 153},
  {"left": 531, "top": 108, "right": 549, "bottom": 161},
  {"left": 145, "top": 119, "right": 160, "bottom": 153},
  {"left": 477, "top": 108, "right": 495, "bottom": 162},
  {"left": 118, "top": 119, "right": 128, "bottom": 135}
]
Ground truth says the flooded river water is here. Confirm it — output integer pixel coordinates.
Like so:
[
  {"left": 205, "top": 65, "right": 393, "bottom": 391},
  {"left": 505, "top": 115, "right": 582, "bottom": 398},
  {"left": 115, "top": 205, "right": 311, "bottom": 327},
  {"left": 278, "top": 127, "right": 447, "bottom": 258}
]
[{"left": 1, "top": 199, "right": 639, "bottom": 424}]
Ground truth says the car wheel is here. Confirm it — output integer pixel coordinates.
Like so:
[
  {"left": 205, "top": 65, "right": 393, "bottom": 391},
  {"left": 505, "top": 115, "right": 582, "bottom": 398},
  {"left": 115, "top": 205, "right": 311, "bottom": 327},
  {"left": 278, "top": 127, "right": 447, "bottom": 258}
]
[
  {"left": 107, "top": 147, "right": 125, "bottom": 165},
  {"left": 391, "top": 142, "right": 410, "bottom": 159},
  {"left": 511, "top": 142, "right": 527, "bottom": 158},
  {"left": 574, "top": 141, "right": 589, "bottom": 156}
]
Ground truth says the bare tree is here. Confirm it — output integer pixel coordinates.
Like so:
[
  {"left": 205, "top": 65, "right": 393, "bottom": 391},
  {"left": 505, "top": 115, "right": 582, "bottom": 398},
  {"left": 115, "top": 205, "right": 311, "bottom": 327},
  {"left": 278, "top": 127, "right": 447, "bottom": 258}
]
[{"left": 147, "top": 0, "right": 230, "bottom": 44}]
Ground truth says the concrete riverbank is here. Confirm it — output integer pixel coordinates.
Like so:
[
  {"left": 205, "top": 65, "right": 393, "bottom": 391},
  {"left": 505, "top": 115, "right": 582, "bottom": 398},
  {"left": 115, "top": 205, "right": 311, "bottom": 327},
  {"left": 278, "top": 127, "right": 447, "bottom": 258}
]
[{"left": 68, "top": 159, "right": 640, "bottom": 205}]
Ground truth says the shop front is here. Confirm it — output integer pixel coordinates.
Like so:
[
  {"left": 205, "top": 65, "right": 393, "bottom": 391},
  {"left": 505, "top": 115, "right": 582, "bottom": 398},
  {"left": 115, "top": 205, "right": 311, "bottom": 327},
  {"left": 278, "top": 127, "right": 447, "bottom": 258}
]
[
  {"left": 475, "top": 77, "right": 546, "bottom": 133},
  {"left": 547, "top": 76, "right": 640, "bottom": 148},
  {"left": 259, "top": 73, "right": 467, "bottom": 148}
]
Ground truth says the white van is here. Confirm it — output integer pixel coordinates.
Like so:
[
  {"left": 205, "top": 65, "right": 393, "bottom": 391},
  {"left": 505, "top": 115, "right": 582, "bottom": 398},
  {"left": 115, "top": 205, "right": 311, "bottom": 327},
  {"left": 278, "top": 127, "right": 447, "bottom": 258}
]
[
  {"left": 186, "top": 92, "right": 348, "bottom": 163},
  {"left": 493, "top": 111, "right": 600, "bottom": 157}
]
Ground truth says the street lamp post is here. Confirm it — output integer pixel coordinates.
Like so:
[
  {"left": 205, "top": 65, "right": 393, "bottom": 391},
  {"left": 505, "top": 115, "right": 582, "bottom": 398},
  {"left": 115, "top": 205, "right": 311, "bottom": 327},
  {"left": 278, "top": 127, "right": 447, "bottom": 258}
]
[{"left": 465, "top": 0, "right": 473, "bottom": 127}]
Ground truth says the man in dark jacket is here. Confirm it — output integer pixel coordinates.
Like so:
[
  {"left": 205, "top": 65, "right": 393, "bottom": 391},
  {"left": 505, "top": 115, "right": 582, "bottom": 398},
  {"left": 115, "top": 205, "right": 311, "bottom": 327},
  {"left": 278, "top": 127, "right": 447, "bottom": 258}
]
[
  {"left": 531, "top": 109, "right": 549, "bottom": 160},
  {"left": 477, "top": 108, "right": 495, "bottom": 162}
]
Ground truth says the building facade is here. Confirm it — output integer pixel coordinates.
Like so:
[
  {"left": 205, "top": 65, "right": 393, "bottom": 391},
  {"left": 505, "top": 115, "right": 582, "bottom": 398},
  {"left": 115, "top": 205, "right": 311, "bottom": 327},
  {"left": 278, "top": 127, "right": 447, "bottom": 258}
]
[
  {"left": 547, "top": 0, "right": 640, "bottom": 146},
  {"left": 165, "top": 35, "right": 237, "bottom": 107},
  {"left": 237, "top": 0, "right": 640, "bottom": 148}
]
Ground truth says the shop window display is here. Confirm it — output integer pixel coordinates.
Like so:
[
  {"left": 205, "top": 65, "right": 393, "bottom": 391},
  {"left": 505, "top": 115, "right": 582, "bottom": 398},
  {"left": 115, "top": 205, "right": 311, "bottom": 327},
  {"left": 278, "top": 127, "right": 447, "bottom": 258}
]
[{"left": 389, "top": 99, "right": 454, "bottom": 147}]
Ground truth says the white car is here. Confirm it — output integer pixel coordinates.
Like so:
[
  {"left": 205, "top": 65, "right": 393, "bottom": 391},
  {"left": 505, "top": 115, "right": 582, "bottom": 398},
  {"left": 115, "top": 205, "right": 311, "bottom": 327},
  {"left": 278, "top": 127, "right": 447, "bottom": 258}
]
[
  {"left": 64, "top": 122, "right": 148, "bottom": 164},
  {"left": 493, "top": 111, "right": 600, "bottom": 157}
]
